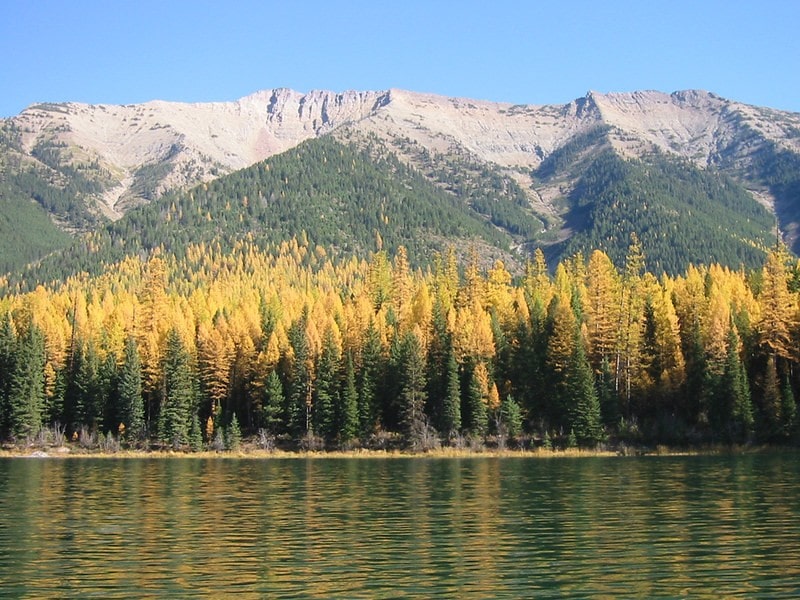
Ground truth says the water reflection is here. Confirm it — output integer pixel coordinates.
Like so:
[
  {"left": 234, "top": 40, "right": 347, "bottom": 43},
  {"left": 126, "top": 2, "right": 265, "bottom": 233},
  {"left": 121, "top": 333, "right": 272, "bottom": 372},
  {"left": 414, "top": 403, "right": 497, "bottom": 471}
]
[{"left": 0, "top": 454, "right": 798, "bottom": 598}]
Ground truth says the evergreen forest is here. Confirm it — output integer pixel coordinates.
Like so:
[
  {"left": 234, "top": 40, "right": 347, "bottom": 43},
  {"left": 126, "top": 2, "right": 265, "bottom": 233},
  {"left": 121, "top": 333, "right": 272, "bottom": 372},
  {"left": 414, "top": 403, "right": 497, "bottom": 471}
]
[{"left": 1, "top": 235, "right": 799, "bottom": 452}]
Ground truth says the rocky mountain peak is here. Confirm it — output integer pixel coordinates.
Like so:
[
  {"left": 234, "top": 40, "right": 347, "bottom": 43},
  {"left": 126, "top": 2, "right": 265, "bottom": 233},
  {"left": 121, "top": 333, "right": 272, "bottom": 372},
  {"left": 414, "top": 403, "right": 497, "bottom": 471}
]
[{"left": 2, "top": 86, "right": 800, "bottom": 233}]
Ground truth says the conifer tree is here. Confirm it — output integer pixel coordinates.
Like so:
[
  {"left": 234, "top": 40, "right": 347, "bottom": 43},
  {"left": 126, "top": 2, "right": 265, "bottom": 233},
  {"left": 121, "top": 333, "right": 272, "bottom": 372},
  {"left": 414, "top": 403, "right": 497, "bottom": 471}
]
[
  {"left": 564, "top": 333, "right": 603, "bottom": 447},
  {"left": 425, "top": 299, "right": 450, "bottom": 430},
  {"left": 441, "top": 348, "right": 462, "bottom": 437},
  {"left": 0, "top": 314, "right": 16, "bottom": 437},
  {"left": 63, "top": 341, "right": 98, "bottom": 433},
  {"left": 597, "top": 357, "right": 619, "bottom": 427},
  {"left": 780, "top": 374, "right": 796, "bottom": 438},
  {"left": 159, "top": 328, "right": 193, "bottom": 448},
  {"left": 313, "top": 327, "right": 340, "bottom": 441},
  {"left": 118, "top": 335, "right": 145, "bottom": 438},
  {"left": 80, "top": 341, "right": 104, "bottom": 431},
  {"left": 188, "top": 412, "right": 204, "bottom": 451},
  {"left": 711, "top": 322, "right": 753, "bottom": 442},
  {"left": 546, "top": 291, "right": 578, "bottom": 427},
  {"left": 758, "top": 245, "right": 795, "bottom": 360},
  {"left": 585, "top": 249, "right": 621, "bottom": 370},
  {"left": 760, "top": 354, "right": 782, "bottom": 440},
  {"left": 357, "top": 321, "right": 382, "bottom": 437},
  {"left": 226, "top": 413, "right": 242, "bottom": 451},
  {"left": 397, "top": 328, "right": 428, "bottom": 441},
  {"left": 339, "top": 352, "right": 359, "bottom": 443},
  {"left": 8, "top": 323, "right": 46, "bottom": 440},
  {"left": 498, "top": 394, "right": 523, "bottom": 439},
  {"left": 463, "top": 361, "right": 489, "bottom": 437},
  {"left": 287, "top": 311, "right": 313, "bottom": 437},
  {"left": 261, "top": 370, "right": 284, "bottom": 433}
]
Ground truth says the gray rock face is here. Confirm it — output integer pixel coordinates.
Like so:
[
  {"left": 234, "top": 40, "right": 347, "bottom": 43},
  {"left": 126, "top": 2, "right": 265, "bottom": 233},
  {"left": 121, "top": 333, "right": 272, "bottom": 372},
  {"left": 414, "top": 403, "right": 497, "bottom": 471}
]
[{"left": 2, "top": 87, "right": 799, "bottom": 224}]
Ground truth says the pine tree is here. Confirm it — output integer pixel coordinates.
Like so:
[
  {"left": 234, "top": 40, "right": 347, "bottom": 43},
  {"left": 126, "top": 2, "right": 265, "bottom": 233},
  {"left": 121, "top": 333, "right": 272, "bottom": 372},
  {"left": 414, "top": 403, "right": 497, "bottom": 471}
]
[
  {"left": 0, "top": 313, "right": 16, "bottom": 437},
  {"left": 226, "top": 413, "right": 242, "bottom": 451},
  {"left": 118, "top": 335, "right": 145, "bottom": 439},
  {"left": 8, "top": 323, "right": 46, "bottom": 440},
  {"left": 546, "top": 291, "right": 578, "bottom": 427},
  {"left": 261, "top": 370, "right": 284, "bottom": 433},
  {"left": 425, "top": 299, "right": 450, "bottom": 430},
  {"left": 313, "top": 327, "right": 340, "bottom": 441},
  {"left": 80, "top": 341, "right": 104, "bottom": 431},
  {"left": 682, "top": 318, "right": 709, "bottom": 426},
  {"left": 339, "top": 352, "right": 359, "bottom": 443},
  {"left": 287, "top": 312, "right": 313, "bottom": 437},
  {"left": 464, "top": 361, "right": 488, "bottom": 437},
  {"left": 565, "top": 333, "right": 603, "bottom": 447},
  {"left": 760, "top": 354, "right": 782, "bottom": 440},
  {"left": 597, "top": 356, "right": 619, "bottom": 427},
  {"left": 499, "top": 394, "right": 523, "bottom": 439},
  {"left": 188, "top": 412, "right": 203, "bottom": 451},
  {"left": 441, "top": 347, "right": 462, "bottom": 437},
  {"left": 159, "top": 328, "right": 193, "bottom": 448},
  {"left": 397, "top": 328, "right": 428, "bottom": 442},
  {"left": 62, "top": 341, "right": 91, "bottom": 433},
  {"left": 712, "top": 322, "right": 753, "bottom": 442},
  {"left": 100, "top": 350, "right": 118, "bottom": 434},
  {"left": 357, "top": 321, "right": 382, "bottom": 438}
]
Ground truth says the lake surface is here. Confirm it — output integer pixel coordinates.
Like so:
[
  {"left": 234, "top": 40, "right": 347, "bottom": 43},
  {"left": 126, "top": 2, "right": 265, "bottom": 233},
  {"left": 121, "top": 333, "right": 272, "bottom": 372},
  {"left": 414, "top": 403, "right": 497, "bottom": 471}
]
[{"left": 0, "top": 453, "right": 798, "bottom": 598}]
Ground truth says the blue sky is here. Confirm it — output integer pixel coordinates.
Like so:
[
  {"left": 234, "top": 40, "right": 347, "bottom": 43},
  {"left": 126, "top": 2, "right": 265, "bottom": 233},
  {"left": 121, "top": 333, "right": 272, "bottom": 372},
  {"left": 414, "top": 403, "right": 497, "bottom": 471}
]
[{"left": 1, "top": 0, "right": 798, "bottom": 118}]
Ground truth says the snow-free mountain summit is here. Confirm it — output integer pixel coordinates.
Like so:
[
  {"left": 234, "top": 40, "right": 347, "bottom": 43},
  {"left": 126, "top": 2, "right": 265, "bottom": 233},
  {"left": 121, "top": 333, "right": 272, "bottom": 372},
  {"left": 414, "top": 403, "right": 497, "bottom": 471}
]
[{"left": 1, "top": 88, "right": 799, "bottom": 275}]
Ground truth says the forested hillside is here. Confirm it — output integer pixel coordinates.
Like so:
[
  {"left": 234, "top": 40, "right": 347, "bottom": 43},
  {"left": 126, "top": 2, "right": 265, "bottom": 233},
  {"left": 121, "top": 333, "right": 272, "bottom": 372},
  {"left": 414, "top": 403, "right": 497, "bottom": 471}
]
[
  {"left": 1, "top": 236, "right": 798, "bottom": 451},
  {"left": 3, "top": 88, "right": 800, "bottom": 282},
  {"left": 0, "top": 124, "right": 99, "bottom": 272},
  {"left": 553, "top": 151, "right": 776, "bottom": 273},
  {"left": 3, "top": 137, "right": 528, "bottom": 292},
  {"left": 4, "top": 133, "right": 787, "bottom": 294}
]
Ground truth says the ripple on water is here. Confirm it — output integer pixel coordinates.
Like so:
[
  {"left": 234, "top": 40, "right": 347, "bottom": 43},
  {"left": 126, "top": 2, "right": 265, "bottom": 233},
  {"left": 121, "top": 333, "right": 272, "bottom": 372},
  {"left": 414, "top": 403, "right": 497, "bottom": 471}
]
[{"left": 0, "top": 454, "right": 798, "bottom": 598}]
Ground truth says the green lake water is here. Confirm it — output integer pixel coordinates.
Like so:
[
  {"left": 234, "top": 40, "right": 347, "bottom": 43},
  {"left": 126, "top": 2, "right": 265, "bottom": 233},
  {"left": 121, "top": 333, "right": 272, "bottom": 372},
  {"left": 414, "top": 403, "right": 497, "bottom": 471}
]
[{"left": 0, "top": 453, "right": 798, "bottom": 598}]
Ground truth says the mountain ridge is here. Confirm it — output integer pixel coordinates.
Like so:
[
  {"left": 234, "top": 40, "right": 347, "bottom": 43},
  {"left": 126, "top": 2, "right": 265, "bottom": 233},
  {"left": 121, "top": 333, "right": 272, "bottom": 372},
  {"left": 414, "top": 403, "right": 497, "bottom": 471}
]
[
  {"left": 1, "top": 87, "right": 799, "bottom": 276},
  {"left": 6, "top": 87, "right": 799, "bottom": 218}
]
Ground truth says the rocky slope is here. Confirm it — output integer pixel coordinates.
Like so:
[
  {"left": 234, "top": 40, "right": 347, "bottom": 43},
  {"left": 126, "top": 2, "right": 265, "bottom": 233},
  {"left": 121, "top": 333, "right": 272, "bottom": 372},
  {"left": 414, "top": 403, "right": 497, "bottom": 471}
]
[{"left": 2, "top": 87, "right": 800, "bottom": 247}]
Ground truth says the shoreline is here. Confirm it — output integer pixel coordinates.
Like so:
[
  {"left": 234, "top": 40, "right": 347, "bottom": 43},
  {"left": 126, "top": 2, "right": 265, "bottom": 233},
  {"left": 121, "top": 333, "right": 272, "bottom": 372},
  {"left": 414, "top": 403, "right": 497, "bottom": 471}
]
[{"left": 0, "top": 443, "right": 780, "bottom": 460}]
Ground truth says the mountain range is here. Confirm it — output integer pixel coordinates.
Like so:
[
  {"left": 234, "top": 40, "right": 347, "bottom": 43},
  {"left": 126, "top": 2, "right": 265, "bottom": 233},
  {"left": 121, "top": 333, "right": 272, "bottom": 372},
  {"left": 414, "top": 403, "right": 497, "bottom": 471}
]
[{"left": 2, "top": 87, "right": 800, "bottom": 279}]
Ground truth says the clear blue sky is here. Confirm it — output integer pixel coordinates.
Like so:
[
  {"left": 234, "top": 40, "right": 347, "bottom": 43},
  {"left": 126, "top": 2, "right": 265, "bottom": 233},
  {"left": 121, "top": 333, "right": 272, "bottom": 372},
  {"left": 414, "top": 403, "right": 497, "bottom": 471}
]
[{"left": 1, "top": 0, "right": 798, "bottom": 118}]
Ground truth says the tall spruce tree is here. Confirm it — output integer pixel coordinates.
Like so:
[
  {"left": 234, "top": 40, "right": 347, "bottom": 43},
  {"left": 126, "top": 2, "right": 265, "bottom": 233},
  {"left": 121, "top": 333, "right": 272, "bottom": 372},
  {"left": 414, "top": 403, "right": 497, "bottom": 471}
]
[
  {"left": 80, "top": 342, "right": 104, "bottom": 431},
  {"left": 426, "top": 299, "right": 450, "bottom": 430},
  {"left": 441, "top": 347, "right": 462, "bottom": 437},
  {"left": 358, "top": 321, "right": 382, "bottom": 438},
  {"left": 159, "top": 328, "right": 193, "bottom": 448},
  {"left": 118, "top": 335, "right": 145, "bottom": 439},
  {"left": 287, "top": 311, "right": 313, "bottom": 437},
  {"left": 463, "top": 360, "right": 489, "bottom": 437},
  {"left": 397, "top": 329, "right": 428, "bottom": 441},
  {"left": 261, "top": 370, "right": 284, "bottom": 433},
  {"left": 8, "top": 323, "right": 46, "bottom": 440},
  {"left": 339, "top": 352, "right": 359, "bottom": 443},
  {"left": 0, "top": 314, "right": 16, "bottom": 437},
  {"left": 313, "top": 328, "right": 340, "bottom": 441},
  {"left": 565, "top": 333, "right": 603, "bottom": 447}
]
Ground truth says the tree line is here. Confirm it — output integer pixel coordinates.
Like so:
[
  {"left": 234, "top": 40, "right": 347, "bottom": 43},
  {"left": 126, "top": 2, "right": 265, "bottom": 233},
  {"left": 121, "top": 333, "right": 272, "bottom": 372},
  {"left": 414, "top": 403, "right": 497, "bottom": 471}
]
[{"left": 0, "top": 235, "right": 798, "bottom": 451}]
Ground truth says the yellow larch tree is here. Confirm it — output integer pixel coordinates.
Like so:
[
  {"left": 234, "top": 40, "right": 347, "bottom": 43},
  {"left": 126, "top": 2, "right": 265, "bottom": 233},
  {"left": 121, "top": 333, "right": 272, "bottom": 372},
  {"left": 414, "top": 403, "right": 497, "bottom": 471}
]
[
  {"left": 757, "top": 245, "right": 796, "bottom": 360},
  {"left": 584, "top": 249, "right": 621, "bottom": 371}
]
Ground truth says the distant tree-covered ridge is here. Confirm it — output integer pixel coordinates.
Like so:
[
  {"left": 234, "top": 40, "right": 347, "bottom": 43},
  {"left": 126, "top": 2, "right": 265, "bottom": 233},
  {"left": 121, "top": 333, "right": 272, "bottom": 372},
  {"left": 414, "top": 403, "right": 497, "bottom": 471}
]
[
  {"left": 1, "top": 238, "right": 798, "bottom": 450},
  {"left": 0, "top": 125, "right": 91, "bottom": 273},
  {"left": 3, "top": 135, "right": 786, "bottom": 291},
  {"left": 549, "top": 150, "right": 776, "bottom": 274},
  {"left": 3, "top": 136, "right": 520, "bottom": 291}
]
